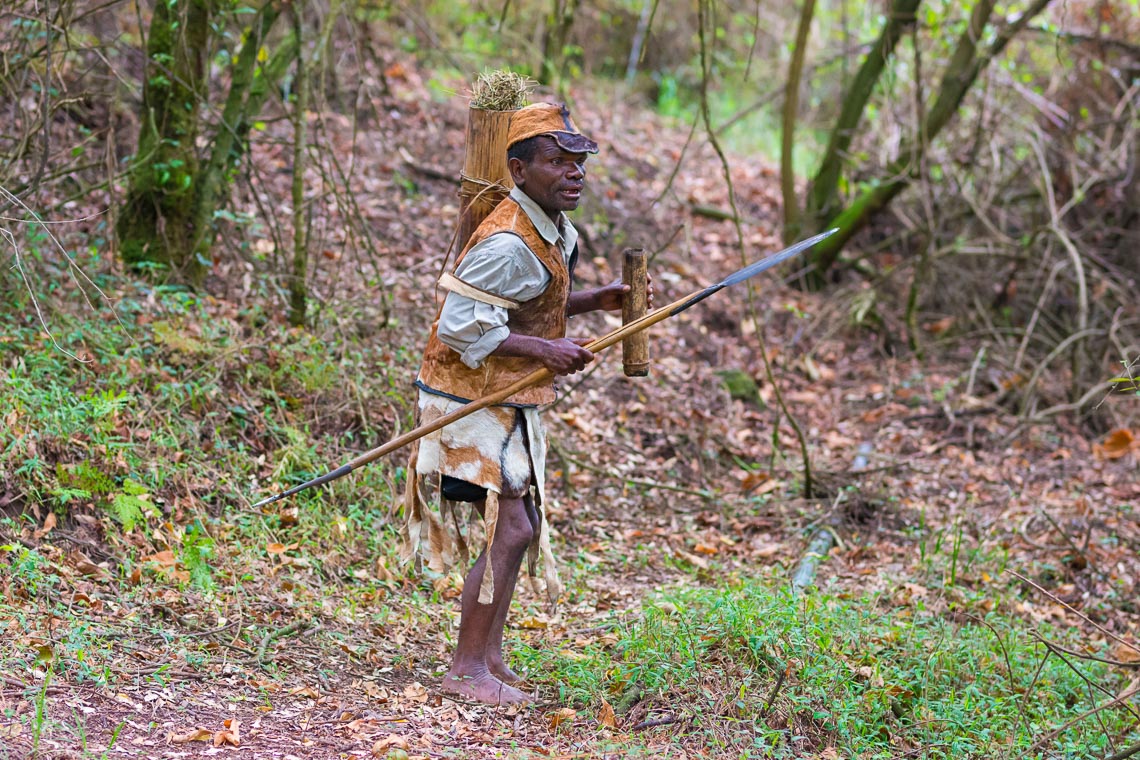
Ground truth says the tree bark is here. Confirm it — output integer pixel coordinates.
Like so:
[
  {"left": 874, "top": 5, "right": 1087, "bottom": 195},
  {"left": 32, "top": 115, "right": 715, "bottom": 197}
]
[
  {"left": 288, "top": 5, "right": 309, "bottom": 327},
  {"left": 117, "top": 0, "right": 213, "bottom": 284},
  {"left": 780, "top": 0, "right": 818, "bottom": 242},
  {"left": 192, "top": 0, "right": 292, "bottom": 267}
]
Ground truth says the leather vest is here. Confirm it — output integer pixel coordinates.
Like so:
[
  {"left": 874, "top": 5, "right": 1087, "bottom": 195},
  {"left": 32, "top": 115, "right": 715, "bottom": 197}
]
[{"left": 418, "top": 197, "right": 570, "bottom": 406}]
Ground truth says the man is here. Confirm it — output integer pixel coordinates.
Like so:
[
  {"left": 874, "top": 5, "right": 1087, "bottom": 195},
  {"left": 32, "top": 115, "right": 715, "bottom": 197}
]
[{"left": 403, "top": 103, "right": 647, "bottom": 706}]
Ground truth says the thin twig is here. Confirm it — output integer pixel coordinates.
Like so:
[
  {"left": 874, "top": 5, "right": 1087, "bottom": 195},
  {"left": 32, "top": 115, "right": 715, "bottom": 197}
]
[
  {"left": 966, "top": 613, "right": 1026, "bottom": 747},
  {"left": 632, "top": 715, "right": 684, "bottom": 731},
  {"left": 760, "top": 662, "right": 789, "bottom": 718},
  {"left": 1029, "top": 637, "right": 1140, "bottom": 669},
  {"left": 1035, "top": 636, "right": 1140, "bottom": 724},
  {"left": 1026, "top": 683, "right": 1140, "bottom": 755},
  {"left": 1011, "top": 570, "right": 1140, "bottom": 656},
  {"left": 1037, "top": 506, "right": 1095, "bottom": 572}
]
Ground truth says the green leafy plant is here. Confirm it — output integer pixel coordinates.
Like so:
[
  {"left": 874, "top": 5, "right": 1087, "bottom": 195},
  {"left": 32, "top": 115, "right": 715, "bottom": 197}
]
[
  {"left": 517, "top": 577, "right": 1135, "bottom": 758},
  {"left": 108, "top": 479, "right": 156, "bottom": 531},
  {"left": 181, "top": 522, "right": 216, "bottom": 591}
]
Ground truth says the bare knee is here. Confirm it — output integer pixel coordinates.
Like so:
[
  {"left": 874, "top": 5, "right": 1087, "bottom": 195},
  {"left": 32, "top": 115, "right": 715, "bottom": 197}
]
[{"left": 495, "top": 493, "right": 534, "bottom": 551}]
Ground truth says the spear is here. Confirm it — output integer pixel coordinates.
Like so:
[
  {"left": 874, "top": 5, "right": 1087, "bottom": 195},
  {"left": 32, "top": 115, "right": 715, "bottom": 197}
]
[{"left": 251, "top": 228, "right": 837, "bottom": 508}]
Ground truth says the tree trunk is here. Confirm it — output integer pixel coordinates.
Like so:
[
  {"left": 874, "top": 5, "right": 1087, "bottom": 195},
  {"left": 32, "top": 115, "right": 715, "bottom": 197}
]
[
  {"left": 804, "top": 0, "right": 920, "bottom": 232},
  {"left": 192, "top": 0, "right": 292, "bottom": 267},
  {"left": 804, "top": 0, "right": 1055, "bottom": 281},
  {"left": 117, "top": 0, "right": 213, "bottom": 285},
  {"left": 288, "top": 5, "right": 309, "bottom": 327},
  {"left": 780, "top": 0, "right": 817, "bottom": 242}
]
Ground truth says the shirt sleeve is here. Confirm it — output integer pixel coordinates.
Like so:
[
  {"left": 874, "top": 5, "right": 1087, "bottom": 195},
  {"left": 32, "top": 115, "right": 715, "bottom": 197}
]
[{"left": 436, "top": 234, "right": 552, "bottom": 369}]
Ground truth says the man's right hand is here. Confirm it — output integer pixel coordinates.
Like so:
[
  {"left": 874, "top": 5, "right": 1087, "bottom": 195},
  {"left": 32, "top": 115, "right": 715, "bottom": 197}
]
[
  {"left": 537, "top": 337, "right": 594, "bottom": 375},
  {"left": 493, "top": 334, "right": 594, "bottom": 376}
]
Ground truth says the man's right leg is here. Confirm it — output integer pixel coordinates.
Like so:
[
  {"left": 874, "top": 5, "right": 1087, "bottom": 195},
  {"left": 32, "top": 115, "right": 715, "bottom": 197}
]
[{"left": 442, "top": 493, "right": 534, "bottom": 705}]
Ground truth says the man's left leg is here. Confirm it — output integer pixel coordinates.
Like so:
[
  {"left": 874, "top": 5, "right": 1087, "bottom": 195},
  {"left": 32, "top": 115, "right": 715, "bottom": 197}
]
[{"left": 485, "top": 490, "right": 541, "bottom": 684}]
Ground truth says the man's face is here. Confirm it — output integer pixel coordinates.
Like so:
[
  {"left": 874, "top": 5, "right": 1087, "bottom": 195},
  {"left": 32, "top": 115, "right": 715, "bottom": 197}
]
[{"left": 509, "top": 137, "right": 587, "bottom": 220}]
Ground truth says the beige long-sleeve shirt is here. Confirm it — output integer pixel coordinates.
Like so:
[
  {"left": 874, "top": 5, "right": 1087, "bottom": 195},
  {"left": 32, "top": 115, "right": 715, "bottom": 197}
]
[{"left": 436, "top": 186, "right": 579, "bottom": 369}]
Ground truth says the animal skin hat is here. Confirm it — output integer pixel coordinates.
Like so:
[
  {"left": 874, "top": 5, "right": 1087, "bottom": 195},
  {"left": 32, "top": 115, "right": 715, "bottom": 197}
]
[{"left": 506, "top": 103, "right": 599, "bottom": 154}]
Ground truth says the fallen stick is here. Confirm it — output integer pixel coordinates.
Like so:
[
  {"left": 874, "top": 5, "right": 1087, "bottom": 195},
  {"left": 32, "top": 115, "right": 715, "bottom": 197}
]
[
  {"left": 1011, "top": 570, "right": 1140, "bottom": 657},
  {"left": 256, "top": 619, "right": 311, "bottom": 666},
  {"left": 631, "top": 715, "right": 684, "bottom": 731},
  {"left": 791, "top": 442, "right": 871, "bottom": 592},
  {"left": 760, "top": 662, "right": 789, "bottom": 718}
]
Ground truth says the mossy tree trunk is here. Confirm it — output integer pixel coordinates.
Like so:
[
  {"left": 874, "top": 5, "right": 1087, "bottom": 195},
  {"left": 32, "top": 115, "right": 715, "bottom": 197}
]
[
  {"left": 798, "top": 0, "right": 921, "bottom": 241},
  {"left": 119, "top": 0, "right": 293, "bottom": 287},
  {"left": 117, "top": 0, "right": 214, "bottom": 285},
  {"left": 287, "top": 4, "right": 309, "bottom": 327},
  {"left": 780, "top": 0, "right": 818, "bottom": 242},
  {"left": 192, "top": 0, "right": 294, "bottom": 267},
  {"left": 793, "top": 0, "right": 1055, "bottom": 285}
]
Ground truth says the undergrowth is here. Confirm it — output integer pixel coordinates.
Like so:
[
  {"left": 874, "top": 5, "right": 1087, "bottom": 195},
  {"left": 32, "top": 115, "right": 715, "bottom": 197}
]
[
  {"left": 0, "top": 272, "right": 414, "bottom": 558},
  {"left": 519, "top": 575, "right": 1139, "bottom": 759}
]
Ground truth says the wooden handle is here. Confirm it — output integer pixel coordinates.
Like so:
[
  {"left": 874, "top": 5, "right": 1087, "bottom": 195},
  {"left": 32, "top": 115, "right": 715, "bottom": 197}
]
[{"left": 621, "top": 248, "right": 650, "bottom": 377}]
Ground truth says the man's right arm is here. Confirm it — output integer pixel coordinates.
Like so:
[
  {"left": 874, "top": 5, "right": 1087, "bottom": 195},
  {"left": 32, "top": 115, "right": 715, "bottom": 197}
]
[
  {"left": 436, "top": 236, "right": 593, "bottom": 376},
  {"left": 492, "top": 333, "right": 593, "bottom": 375}
]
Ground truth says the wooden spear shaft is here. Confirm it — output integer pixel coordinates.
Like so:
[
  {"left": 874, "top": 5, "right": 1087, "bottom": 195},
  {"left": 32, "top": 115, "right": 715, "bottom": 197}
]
[{"left": 250, "top": 229, "right": 836, "bottom": 508}]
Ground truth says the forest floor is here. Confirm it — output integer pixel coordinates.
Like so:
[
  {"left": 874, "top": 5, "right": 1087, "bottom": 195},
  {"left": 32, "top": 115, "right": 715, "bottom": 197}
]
[{"left": 1, "top": 61, "right": 1138, "bottom": 760}]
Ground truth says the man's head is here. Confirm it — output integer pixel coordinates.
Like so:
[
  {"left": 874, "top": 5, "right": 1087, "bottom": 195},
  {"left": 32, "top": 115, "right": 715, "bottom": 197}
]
[{"left": 506, "top": 103, "right": 598, "bottom": 219}]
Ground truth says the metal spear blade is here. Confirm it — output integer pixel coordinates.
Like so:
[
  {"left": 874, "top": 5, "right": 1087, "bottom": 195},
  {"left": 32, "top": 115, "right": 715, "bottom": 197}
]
[{"left": 671, "top": 228, "right": 838, "bottom": 315}]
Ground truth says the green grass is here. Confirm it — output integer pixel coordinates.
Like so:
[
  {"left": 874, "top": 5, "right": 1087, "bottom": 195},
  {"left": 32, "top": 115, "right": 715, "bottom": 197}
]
[
  {"left": 0, "top": 273, "right": 415, "bottom": 556},
  {"left": 518, "top": 574, "right": 1139, "bottom": 759},
  {"left": 3, "top": 268, "right": 1135, "bottom": 759}
]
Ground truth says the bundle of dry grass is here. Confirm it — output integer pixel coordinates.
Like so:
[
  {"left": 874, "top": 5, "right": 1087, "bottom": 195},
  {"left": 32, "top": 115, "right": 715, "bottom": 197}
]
[{"left": 469, "top": 69, "right": 533, "bottom": 111}]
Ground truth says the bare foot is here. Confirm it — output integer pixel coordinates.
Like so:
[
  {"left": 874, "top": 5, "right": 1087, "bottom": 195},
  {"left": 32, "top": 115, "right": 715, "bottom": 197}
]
[
  {"left": 487, "top": 657, "right": 524, "bottom": 685},
  {"left": 442, "top": 670, "right": 531, "bottom": 706}
]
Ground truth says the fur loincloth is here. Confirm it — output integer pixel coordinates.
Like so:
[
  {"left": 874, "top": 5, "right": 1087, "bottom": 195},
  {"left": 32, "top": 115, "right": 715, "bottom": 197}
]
[{"left": 401, "top": 390, "right": 560, "bottom": 605}]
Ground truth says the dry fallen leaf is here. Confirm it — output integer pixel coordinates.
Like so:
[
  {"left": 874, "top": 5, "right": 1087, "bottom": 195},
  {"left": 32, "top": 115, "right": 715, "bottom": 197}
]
[
  {"left": 1095, "top": 429, "right": 1136, "bottom": 460},
  {"left": 213, "top": 718, "right": 240, "bottom": 747},
  {"left": 922, "top": 316, "right": 955, "bottom": 334},
  {"left": 598, "top": 698, "right": 617, "bottom": 729},
  {"left": 143, "top": 550, "right": 177, "bottom": 567},
  {"left": 547, "top": 707, "right": 577, "bottom": 731},
  {"left": 68, "top": 551, "right": 106, "bottom": 577},
  {"left": 34, "top": 512, "right": 57, "bottom": 539},
  {"left": 266, "top": 542, "right": 288, "bottom": 555},
  {"left": 516, "top": 616, "right": 550, "bottom": 630},
  {"left": 1110, "top": 641, "right": 1140, "bottom": 664},
  {"left": 168, "top": 728, "right": 212, "bottom": 744},
  {"left": 402, "top": 682, "right": 428, "bottom": 703}
]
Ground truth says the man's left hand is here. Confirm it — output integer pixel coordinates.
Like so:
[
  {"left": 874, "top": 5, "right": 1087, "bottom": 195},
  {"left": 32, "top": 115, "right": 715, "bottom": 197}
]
[{"left": 593, "top": 273, "right": 655, "bottom": 312}]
